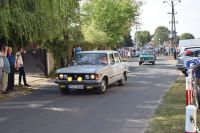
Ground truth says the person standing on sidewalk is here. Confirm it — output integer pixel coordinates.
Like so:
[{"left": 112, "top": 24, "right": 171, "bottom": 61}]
[
  {"left": 0, "top": 45, "right": 5, "bottom": 90},
  {"left": 1, "top": 46, "right": 10, "bottom": 94},
  {"left": 7, "top": 47, "right": 15, "bottom": 91},
  {"left": 16, "top": 47, "right": 30, "bottom": 87},
  {"left": 75, "top": 45, "right": 82, "bottom": 54}
]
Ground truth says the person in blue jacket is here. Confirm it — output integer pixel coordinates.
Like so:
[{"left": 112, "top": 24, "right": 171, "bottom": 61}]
[{"left": 7, "top": 47, "right": 15, "bottom": 91}]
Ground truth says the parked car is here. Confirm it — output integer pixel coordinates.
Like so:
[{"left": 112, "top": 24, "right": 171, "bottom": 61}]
[
  {"left": 176, "top": 48, "right": 200, "bottom": 75},
  {"left": 55, "top": 50, "right": 128, "bottom": 94},
  {"left": 177, "top": 46, "right": 200, "bottom": 56},
  {"left": 139, "top": 50, "right": 156, "bottom": 65}
]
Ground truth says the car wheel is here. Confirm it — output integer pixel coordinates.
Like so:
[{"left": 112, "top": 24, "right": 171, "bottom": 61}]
[
  {"left": 182, "top": 70, "right": 188, "bottom": 76},
  {"left": 118, "top": 74, "right": 125, "bottom": 86},
  {"left": 96, "top": 78, "right": 107, "bottom": 94},
  {"left": 139, "top": 61, "right": 142, "bottom": 65},
  {"left": 152, "top": 61, "right": 155, "bottom": 65},
  {"left": 59, "top": 86, "right": 70, "bottom": 95}
]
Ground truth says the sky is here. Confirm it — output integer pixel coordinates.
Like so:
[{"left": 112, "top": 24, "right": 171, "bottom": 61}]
[{"left": 131, "top": 0, "right": 200, "bottom": 38}]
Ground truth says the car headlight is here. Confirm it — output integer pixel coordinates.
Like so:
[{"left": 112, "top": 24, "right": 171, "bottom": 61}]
[
  {"left": 63, "top": 74, "right": 68, "bottom": 79},
  {"left": 77, "top": 76, "right": 83, "bottom": 82},
  {"left": 85, "top": 75, "right": 90, "bottom": 80},
  {"left": 67, "top": 77, "right": 72, "bottom": 82},
  {"left": 59, "top": 74, "right": 64, "bottom": 79},
  {"left": 90, "top": 74, "right": 95, "bottom": 79}
]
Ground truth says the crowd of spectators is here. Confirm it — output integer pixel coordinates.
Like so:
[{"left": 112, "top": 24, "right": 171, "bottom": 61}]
[{"left": 0, "top": 45, "right": 30, "bottom": 95}]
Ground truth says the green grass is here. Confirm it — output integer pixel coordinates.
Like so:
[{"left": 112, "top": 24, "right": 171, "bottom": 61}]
[
  {"left": 0, "top": 94, "right": 9, "bottom": 100},
  {"left": 145, "top": 76, "right": 200, "bottom": 133}
]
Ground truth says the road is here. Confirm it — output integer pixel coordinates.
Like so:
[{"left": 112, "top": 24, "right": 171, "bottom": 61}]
[{"left": 0, "top": 56, "right": 179, "bottom": 133}]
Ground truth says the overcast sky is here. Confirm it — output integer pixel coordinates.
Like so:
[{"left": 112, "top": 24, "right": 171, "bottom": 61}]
[{"left": 131, "top": 0, "right": 200, "bottom": 38}]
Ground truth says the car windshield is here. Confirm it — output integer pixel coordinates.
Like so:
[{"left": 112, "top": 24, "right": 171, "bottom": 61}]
[
  {"left": 75, "top": 53, "right": 108, "bottom": 65},
  {"left": 141, "top": 50, "right": 153, "bottom": 55}
]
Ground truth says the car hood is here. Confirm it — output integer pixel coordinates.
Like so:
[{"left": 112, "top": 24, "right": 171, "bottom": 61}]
[{"left": 56, "top": 65, "right": 106, "bottom": 74}]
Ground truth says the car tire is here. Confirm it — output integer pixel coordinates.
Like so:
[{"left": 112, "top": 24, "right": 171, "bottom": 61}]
[
  {"left": 118, "top": 74, "right": 125, "bottom": 86},
  {"left": 59, "top": 86, "right": 70, "bottom": 95},
  {"left": 152, "top": 61, "right": 155, "bottom": 65},
  {"left": 139, "top": 61, "right": 142, "bottom": 65},
  {"left": 96, "top": 78, "right": 107, "bottom": 94},
  {"left": 182, "top": 70, "right": 188, "bottom": 76}
]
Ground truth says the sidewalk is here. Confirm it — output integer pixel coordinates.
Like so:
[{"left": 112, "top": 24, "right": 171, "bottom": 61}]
[{"left": 14, "top": 74, "right": 55, "bottom": 89}]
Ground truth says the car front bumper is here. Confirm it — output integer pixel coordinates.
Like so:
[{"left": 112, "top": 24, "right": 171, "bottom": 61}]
[
  {"left": 139, "top": 60, "right": 154, "bottom": 62},
  {"left": 55, "top": 80, "right": 101, "bottom": 89}
]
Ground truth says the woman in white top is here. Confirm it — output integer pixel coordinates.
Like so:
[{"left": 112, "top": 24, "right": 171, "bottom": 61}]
[{"left": 16, "top": 47, "right": 30, "bottom": 86}]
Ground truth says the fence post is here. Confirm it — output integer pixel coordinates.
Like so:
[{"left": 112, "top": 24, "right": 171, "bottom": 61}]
[
  {"left": 185, "top": 105, "right": 197, "bottom": 133},
  {"left": 186, "top": 77, "right": 193, "bottom": 105}
]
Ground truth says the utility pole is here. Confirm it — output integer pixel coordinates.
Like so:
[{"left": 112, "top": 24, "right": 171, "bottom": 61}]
[
  {"left": 163, "top": 0, "right": 181, "bottom": 48},
  {"left": 133, "top": 21, "right": 141, "bottom": 50}
]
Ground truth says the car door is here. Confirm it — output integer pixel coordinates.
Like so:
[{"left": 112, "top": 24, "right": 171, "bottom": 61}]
[
  {"left": 108, "top": 53, "right": 118, "bottom": 84},
  {"left": 114, "top": 53, "right": 123, "bottom": 81}
]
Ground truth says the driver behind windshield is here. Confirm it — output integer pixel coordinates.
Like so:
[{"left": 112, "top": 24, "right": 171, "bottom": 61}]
[{"left": 98, "top": 55, "right": 108, "bottom": 65}]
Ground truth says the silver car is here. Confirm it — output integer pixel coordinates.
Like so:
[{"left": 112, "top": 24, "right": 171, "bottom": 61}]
[
  {"left": 55, "top": 50, "right": 128, "bottom": 94},
  {"left": 176, "top": 48, "right": 200, "bottom": 75}
]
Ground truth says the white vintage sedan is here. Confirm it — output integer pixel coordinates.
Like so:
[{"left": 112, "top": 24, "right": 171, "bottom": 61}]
[{"left": 55, "top": 50, "right": 128, "bottom": 94}]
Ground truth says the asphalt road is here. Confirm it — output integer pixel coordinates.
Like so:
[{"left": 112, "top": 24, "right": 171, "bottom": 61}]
[{"left": 0, "top": 56, "right": 179, "bottom": 133}]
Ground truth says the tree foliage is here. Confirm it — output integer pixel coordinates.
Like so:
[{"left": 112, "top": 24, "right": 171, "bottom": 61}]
[
  {"left": 134, "top": 30, "right": 151, "bottom": 47},
  {"left": 82, "top": 0, "right": 140, "bottom": 47},
  {"left": 153, "top": 26, "right": 170, "bottom": 45},
  {"left": 81, "top": 21, "right": 109, "bottom": 46},
  {"left": 0, "top": 0, "right": 81, "bottom": 46},
  {"left": 180, "top": 33, "right": 195, "bottom": 40}
]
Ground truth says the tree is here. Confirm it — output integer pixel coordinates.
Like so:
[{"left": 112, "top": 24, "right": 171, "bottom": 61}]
[
  {"left": 180, "top": 33, "right": 195, "bottom": 40},
  {"left": 134, "top": 31, "right": 151, "bottom": 47},
  {"left": 82, "top": 21, "right": 109, "bottom": 47},
  {"left": 153, "top": 26, "right": 170, "bottom": 45},
  {"left": 0, "top": 0, "right": 81, "bottom": 46},
  {"left": 0, "top": 0, "right": 82, "bottom": 68},
  {"left": 124, "top": 33, "right": 134, "bottom": 47},
  {"left": 82, "top": 0, "right": 140, "bottom": 47}
]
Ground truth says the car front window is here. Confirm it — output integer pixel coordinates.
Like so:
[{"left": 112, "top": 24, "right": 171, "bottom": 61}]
[
  {"left": 141, "top": 51, "right": 153, "bottom": 55},
  {"left": 75, "top": 53, "right": 108, "bottom": 65}
]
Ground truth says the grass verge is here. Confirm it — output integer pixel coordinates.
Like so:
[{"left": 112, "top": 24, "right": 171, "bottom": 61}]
[{"left": 145, "top": 76, "right": 200, "bottom": 133}]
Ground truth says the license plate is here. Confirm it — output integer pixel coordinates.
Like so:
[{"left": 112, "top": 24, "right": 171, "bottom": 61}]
[{"left": 68, "top": 85, "right": 84, "bottom": 89}]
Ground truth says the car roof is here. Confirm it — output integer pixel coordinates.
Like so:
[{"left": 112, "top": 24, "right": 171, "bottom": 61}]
[
  {"left": 187, "top": 48, "right": 200, "bottom": 52},
  {"left": 185, "top": 46, "right": 200, "bottom": 50},
  {"left": 78, "top": 50, "right": 118, "bottom": 54}
]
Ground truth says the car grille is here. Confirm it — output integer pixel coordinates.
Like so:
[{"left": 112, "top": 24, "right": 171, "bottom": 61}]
[
  {"left": 59, "top": 73, "right": 95, "bottom": 80},
  {"left": 141, "top": 57, "right": 153, "bottom": 60}
]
